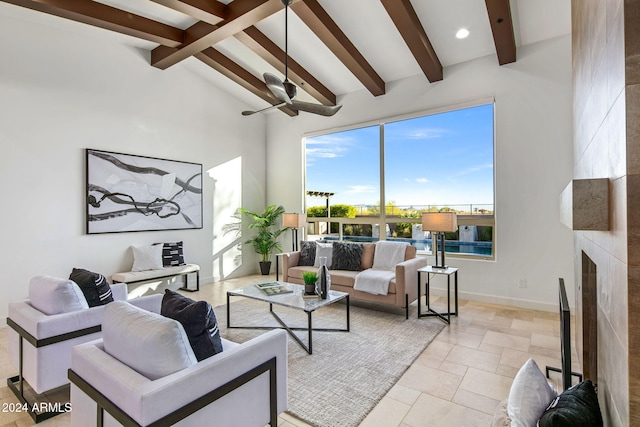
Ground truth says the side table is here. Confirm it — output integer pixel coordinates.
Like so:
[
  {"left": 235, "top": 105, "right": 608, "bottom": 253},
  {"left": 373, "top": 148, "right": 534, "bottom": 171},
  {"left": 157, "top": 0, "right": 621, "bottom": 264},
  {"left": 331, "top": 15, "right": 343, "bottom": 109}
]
[
  {"left": 417, "top": 266, "right": 459, "bottom": 324},
  {"left": 274, "top": 252, "right": 286, "bottom": 281}
]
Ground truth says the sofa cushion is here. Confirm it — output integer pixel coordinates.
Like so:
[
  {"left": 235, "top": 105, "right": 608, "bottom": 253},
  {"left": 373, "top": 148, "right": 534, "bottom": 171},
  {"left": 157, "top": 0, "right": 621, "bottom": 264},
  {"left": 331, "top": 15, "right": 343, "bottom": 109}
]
[
  {"left": 161, "top": 290, "right": 223, "bottom": 361},
  {"left": 160, "top": 241, "right": 186, "bottom": 267},
  {"left": 29, "top": 275, "right": 89, "bottom": 315},
  {"left": 131, "top": 244, "right": 164, "bottom": 272},
  {"left": 299, "top": 241, "right": 316, "bottom": 266},
  {"left": 332, "top": 242, "right": 364, "bottom": 271},
  {"left": 507, "top": 358, "right": 557, "bottom": 427},
  {"left": 102, "top": 301, "right": 196, "bottom": 380},
  {"left": 373, "top": 241, "right": 409, "bottom": 271},
  {"left": 538, "top": 380, "right": 602, "bottom": 427},
  {"left": 69, "top": 268, "right": 114, "bottom": 307},
  {"left": 361, "top": 243, "right": 375, "bottom": 270},
  {"left": 313, "top": 242, "right": 333, "bottom": 268},
  {"left": 286, "top": 265, "right": 317, "bottom": 280}
]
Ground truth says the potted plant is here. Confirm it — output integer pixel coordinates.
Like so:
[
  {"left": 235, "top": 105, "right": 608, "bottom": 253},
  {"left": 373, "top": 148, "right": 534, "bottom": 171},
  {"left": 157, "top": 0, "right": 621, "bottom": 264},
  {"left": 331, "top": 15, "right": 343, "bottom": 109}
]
[
  {"left": 302, "top": 271, "right": 318, "bottom": 295},
  {"left": 238, "top": 205, "right": 288, "bottom": 275}
]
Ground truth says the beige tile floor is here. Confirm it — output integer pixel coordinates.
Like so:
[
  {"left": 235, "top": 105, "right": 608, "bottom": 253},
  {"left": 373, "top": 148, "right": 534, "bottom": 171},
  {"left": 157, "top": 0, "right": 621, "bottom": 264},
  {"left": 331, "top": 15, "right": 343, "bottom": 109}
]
[{"left": 0, "top": 274, "right": 571, "bottom": 427}]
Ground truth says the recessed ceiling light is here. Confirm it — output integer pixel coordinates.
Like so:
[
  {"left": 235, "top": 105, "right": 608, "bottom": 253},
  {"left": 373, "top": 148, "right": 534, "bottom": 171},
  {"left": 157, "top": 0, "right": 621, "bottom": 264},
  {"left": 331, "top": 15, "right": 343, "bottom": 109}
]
[{"left": 456, "top": 28, "right": 470, "bottom": 39}]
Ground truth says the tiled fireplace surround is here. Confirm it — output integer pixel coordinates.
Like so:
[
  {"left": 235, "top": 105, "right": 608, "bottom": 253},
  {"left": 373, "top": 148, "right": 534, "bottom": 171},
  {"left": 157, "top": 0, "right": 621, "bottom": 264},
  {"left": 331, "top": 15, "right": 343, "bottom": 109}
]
[{"left": 572, "top": 0, "right": 640, "bottom": 425}]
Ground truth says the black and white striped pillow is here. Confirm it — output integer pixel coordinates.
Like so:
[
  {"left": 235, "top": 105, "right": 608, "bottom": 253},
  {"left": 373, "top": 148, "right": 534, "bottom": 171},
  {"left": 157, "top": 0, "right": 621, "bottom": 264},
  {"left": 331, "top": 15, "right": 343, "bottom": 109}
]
[
  {"left": 162, "top": 241, "right": 186, "bottom": 267},
  {"left": 69, "top": 268, "right": 113, "bottom": 307}
]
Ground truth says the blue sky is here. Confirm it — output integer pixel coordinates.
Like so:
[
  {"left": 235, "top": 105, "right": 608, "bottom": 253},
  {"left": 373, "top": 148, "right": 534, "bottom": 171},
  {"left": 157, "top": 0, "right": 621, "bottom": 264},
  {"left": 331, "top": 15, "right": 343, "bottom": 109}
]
[{"left": 305, "top": 104, "right": 494, "bottom": 208}]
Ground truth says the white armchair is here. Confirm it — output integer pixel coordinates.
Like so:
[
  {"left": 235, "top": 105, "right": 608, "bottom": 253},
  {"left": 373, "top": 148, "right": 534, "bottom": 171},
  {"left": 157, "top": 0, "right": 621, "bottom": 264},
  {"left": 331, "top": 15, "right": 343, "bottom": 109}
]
[
  {"left": 6, "top": 276, "right": 162, "bottom": 423},
  {"left": 69, "top": 301, "right": 288, "bottom": 427}
]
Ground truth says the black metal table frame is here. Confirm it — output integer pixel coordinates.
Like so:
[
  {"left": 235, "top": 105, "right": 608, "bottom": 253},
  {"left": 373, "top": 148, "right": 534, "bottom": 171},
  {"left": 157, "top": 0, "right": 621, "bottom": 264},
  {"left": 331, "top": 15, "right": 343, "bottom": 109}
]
[
  {"left": 417, "top": 268, "right": 458, "bottom": 324},
  {"left": 226, "top": 293, "right": 350, "bottom": 355}
]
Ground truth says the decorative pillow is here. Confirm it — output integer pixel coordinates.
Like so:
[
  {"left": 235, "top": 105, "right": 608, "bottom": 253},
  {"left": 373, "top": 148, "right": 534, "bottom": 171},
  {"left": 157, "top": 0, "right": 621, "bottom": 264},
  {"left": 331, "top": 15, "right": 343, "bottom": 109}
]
[
  {"left": 102, "top": 301, "right": 196, "bottom": 380},
  {"left": 360, "top": 243, "right": 375, "bottom": 270},
  {"left": 372, "top": 241, "right": 409, "bottom": 271},
  {"left": 507, "top": 358, "right": 557, "bottom": 427},
  {"left": 161, "top": 290, "right": 223, "bottom": 361},
  {"left": 29, "top": 275, "right": 89, "bottom": 315},
  {"left": 313, "top": 242, "right": 333, "bottom": 268},
  {"left": 69, "top": 268, "right": 113, "bottom": 307},
  {"left": 160, "top": 241, "right": 186, "bottom": 267},
  {"left": 538, "top": 380, "right": 603, "bottom": 427},
  {"left": 131, "top": 244, "right": 164, "bottom": 271},
  {"left": 298, "top": 241, "right": 316, "bottom": 266},
  {"left": 331, "top": 242, "right": 364, "bottom": 271}
]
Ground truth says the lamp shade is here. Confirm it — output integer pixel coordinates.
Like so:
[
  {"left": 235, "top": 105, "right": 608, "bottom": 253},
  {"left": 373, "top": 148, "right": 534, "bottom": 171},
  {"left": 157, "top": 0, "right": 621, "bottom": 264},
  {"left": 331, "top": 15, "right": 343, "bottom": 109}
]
[
  {"left": 422, "top": 212, "right": 458, "bottom": 232},
  {"left": 283, "top": 213, "right": 307, "bottom": 228}
]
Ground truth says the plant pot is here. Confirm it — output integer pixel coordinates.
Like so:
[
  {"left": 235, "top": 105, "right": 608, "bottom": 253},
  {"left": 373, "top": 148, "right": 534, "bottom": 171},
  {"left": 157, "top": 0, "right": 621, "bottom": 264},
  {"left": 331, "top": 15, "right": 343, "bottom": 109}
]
[
  {"left": 304, "top": 283, "right": 316, "bottom": 295},
  {"left": 259, "top": 261, "right": 271, "bottom": 275}
]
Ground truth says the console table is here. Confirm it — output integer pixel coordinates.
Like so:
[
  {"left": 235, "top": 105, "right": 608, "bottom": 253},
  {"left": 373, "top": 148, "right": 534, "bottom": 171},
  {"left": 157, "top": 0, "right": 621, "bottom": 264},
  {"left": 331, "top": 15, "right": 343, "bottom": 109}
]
[{"left": 417, "top": 266, "right": 459, "bottom": 324}]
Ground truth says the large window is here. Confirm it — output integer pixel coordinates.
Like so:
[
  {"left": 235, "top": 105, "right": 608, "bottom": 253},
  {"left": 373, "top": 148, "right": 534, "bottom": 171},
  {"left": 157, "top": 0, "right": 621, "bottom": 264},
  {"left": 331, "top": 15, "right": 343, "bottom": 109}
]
[{"left": 305, "top": 101, "right": 495, "bottom": 259}]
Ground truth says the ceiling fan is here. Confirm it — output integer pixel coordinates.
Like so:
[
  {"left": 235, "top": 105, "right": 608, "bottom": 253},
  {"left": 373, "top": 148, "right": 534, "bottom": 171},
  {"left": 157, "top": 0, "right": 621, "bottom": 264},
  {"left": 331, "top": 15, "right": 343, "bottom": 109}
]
[{"left": 242, "top": 0, "right": 342, "bottom": 117}]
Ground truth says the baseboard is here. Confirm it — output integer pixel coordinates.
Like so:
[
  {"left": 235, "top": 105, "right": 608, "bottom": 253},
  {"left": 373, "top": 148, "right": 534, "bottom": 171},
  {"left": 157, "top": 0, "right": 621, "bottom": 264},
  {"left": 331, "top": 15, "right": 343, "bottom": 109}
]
[{"left": 426, "top": 287, "right": 559, "bottom": 313}]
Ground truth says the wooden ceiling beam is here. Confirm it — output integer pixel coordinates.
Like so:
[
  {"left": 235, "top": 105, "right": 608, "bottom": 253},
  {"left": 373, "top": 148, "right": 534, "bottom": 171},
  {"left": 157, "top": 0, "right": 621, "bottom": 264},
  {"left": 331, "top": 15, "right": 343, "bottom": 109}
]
[
  {"left": 485, "top": 0, "right": 516, "bottom": 65},
  {"left": 235, "top": 26, "right": 336, "bottom": 105},
  {"left": 1, "top": 0, "right": 184, "bottom": 47},
  {"left": 148, "top": 0, "right": 226, "bottom": 26},
  {"left": 151, "top": 0, "right": 295, "bottom": 70},
  {"left": 291, "top": 0, "right": 385, "bottom": 97},
  {"left": 196, "top": 48, "right": 298, "bottom": 117},
  {"left": 380, "top": 0, "right": 442, "bottom": 82}
]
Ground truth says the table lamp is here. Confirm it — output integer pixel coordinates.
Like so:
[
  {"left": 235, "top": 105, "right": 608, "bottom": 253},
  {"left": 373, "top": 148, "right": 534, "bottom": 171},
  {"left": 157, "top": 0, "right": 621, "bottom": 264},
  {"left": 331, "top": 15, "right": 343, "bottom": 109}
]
[{"left": 422, "top": 212, "right": 458, "bottom": 268}]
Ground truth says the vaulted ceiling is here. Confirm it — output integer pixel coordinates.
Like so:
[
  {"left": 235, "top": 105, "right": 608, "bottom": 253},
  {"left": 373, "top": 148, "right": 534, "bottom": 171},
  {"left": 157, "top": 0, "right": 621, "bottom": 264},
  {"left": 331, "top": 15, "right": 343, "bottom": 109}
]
[{"left": 1, "top": 0, "right": 571, "bottom": 116}]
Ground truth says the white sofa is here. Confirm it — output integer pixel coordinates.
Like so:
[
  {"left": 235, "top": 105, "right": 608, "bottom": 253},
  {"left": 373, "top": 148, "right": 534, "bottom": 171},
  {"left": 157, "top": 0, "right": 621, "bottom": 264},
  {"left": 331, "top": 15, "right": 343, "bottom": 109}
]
[
  {"left": 7, "top": 276, "right": 162, "bottom": 416},
  {"left": 69, "top": 301, "right": 288, "bottom": 427}
]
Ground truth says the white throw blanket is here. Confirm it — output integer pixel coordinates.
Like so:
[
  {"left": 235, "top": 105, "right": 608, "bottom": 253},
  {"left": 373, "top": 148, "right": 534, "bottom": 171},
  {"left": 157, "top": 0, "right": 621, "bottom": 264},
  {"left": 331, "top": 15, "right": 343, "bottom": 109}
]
[
  {"left": 354, "top": 241, "right": 409, "bottom": 295},
  {"left": 353, "top": 269, "right": 396, "bottom": 295}
]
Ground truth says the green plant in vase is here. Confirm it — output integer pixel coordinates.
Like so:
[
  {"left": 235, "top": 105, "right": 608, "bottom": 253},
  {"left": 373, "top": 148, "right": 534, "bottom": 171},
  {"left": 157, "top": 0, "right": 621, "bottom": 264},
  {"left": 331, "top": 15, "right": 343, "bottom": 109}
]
[
  {"left": 302, "top": 271, "right": 318, "bottom": 295},
  {"left": 238, "top": 205, "right": 287, "bottom": 275}
]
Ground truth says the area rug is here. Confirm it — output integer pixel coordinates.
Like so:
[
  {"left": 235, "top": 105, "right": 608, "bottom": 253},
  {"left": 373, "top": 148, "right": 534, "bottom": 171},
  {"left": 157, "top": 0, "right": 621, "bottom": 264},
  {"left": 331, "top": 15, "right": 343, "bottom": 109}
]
[{"left": 215, "top": 299, "right": 445, "bottom": 427}]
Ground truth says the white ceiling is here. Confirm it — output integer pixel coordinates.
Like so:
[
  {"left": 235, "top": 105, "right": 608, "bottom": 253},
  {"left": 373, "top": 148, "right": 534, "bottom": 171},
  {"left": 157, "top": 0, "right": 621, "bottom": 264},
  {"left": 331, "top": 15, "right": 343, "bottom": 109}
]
[{"left": 3, "top": 0, "right": 571, "bottom": 111}]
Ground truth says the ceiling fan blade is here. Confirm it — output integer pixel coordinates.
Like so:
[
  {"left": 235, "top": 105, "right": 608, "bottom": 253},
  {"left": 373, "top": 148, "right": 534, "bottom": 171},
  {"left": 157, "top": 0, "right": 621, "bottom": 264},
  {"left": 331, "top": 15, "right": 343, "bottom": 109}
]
[
  {"left": 290, "top": 100, "right": 343, "bottom": 117},
  {"left": 264, "top": 73, "right": 292, "bottom": 104},
  {"left": 242, "top": 102, "right": 286, "bottom": 116}
]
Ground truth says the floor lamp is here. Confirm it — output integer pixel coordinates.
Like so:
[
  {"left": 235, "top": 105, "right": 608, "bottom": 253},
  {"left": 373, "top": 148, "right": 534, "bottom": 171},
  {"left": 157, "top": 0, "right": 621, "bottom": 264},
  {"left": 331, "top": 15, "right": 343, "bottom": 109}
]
[
  {"left": 422, "top": 212, "right": 458, "bottom": 269},
  {"left": 283, "top": 213, "right": 307, "bottom": 251}
]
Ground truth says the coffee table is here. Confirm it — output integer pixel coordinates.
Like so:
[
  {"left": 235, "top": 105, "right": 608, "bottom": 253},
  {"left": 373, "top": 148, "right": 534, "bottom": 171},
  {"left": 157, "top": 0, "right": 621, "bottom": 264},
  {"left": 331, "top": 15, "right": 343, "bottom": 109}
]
[{"left": 226, "top": 282, "right": 349, "bottom": 354}]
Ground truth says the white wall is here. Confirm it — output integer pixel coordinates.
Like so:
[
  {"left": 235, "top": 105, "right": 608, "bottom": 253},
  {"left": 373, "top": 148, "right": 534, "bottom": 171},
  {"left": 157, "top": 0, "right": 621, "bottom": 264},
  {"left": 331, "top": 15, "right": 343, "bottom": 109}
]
[
  {"left": 0, "top": 5, "right": 267, "bottom": 318},
  {"left": 266, "top": 35, "right": 575, "bottom": 311}
]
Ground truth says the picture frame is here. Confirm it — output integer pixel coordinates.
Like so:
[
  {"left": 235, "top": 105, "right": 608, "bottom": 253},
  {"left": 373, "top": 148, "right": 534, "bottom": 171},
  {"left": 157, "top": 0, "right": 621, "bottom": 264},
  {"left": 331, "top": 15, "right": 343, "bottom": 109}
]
[{"left": 86, "top": 149, "right": 203, "bottom": 234}]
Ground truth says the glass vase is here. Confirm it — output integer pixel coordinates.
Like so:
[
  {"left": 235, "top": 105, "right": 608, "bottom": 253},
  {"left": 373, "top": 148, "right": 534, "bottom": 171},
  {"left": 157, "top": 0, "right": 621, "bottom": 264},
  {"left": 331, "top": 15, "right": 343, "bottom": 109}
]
[{"left": 316, "top": 256, "right": 331, "bottom": 299}]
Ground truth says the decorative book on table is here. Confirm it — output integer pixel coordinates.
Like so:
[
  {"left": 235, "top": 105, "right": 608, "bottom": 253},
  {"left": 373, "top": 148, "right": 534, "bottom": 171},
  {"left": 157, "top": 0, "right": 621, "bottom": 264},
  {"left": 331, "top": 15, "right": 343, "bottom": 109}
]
[{"left": 255, "top": 282, "right": 293, "bottom": 295}]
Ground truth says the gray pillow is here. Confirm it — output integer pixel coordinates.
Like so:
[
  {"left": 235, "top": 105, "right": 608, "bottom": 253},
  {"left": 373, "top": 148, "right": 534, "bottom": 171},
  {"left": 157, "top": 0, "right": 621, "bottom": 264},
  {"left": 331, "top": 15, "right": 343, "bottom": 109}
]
[
  {"left": 299, "top": 241, "right": 316, "bottom": 266},
  {"left": 331, "top": 242, "right": 364, "bottom": 271}
]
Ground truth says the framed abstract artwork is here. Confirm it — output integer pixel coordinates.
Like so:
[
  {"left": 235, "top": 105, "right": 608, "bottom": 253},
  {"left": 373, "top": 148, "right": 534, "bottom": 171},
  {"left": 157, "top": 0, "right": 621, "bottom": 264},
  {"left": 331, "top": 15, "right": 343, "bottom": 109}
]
[{"left": 86, "top": 149, "right": 203, "bottom": 234}]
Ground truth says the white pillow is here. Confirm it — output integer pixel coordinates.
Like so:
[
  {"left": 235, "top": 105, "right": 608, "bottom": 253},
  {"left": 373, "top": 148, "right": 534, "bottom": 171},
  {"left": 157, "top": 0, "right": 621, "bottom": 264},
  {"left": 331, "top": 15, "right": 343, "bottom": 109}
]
[
  {"left": 507, "top": 358, "right": 557, "bottom": 427},
  {"left": 102, "top": 301, "right": 197, "bottom": 380},
  {"left": 131, "top": 244, "right": 164, "bottom": 271},
  {"left": 372, "top": 241, "right": 408, "bottom": 271},
  {"left": 313, "top": 242, "right": 333, "bottom": 268},
  {"left": 29, "top": 276, "right": 89, "bottom": 315}
]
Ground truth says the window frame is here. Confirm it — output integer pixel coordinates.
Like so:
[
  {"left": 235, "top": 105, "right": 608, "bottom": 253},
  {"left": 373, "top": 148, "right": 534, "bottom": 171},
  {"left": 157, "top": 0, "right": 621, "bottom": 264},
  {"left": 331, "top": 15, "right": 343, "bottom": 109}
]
[{"left": 303, "top": 97, "right": 496, "bottom": 262}]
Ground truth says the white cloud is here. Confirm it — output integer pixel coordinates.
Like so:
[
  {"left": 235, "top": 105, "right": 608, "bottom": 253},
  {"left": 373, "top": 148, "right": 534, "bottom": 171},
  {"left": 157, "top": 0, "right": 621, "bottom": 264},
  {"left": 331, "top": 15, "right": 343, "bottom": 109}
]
[
  {"left": 415, "top": 177, "right": 429, "bottom": 183},
  {"left": 305, "top": 135, "right": 353, "bottom": 160},
  {"left": 403, "top": 127, "right": 451, "bottom": 140},
  {"left": 343, "top": 185, "right": 377, "bottom": 194},
  {"left": 450, "top": 163, "right": 493, "bottom": 177}
]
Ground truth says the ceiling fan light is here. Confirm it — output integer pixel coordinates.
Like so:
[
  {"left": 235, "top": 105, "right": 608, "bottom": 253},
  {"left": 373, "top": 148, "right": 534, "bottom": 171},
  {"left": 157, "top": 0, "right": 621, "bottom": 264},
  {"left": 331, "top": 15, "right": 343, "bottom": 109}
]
[
  {"left": 456, "top": 28, "right": 470, "bottom": 39},
  {"left": 283, "top": 81, "right": 297, "bottom": 100}
]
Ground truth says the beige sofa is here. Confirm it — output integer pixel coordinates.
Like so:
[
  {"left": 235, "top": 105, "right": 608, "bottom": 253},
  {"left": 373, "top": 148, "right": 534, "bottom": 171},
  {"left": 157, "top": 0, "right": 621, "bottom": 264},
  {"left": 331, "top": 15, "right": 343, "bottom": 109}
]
[{"left": 281, "top": 242, "right": 427, "bottom": 318}]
